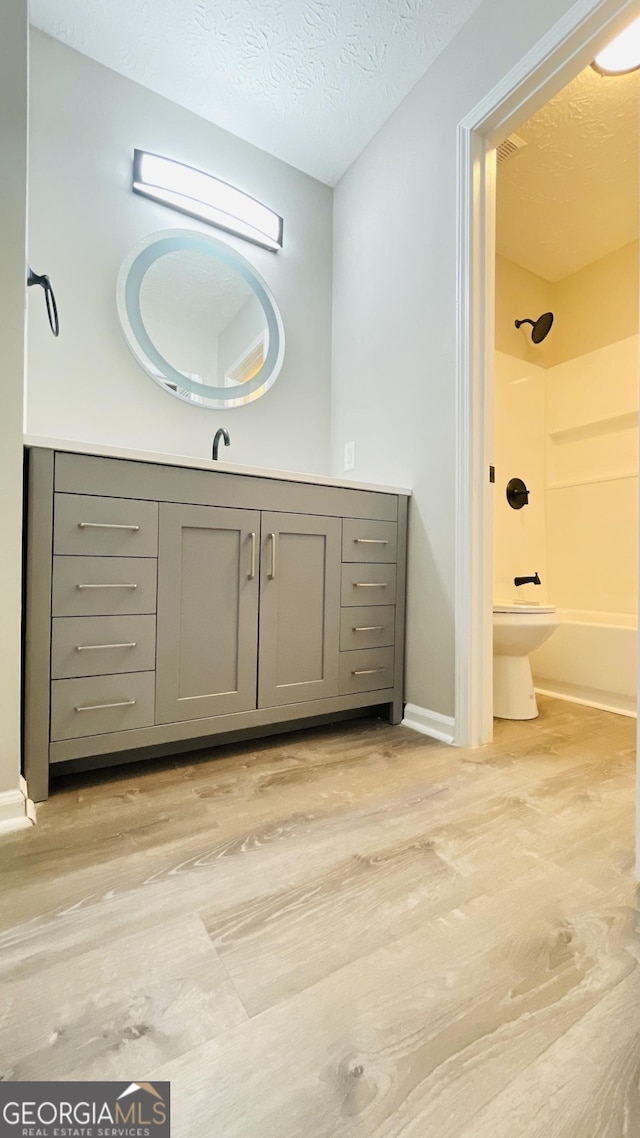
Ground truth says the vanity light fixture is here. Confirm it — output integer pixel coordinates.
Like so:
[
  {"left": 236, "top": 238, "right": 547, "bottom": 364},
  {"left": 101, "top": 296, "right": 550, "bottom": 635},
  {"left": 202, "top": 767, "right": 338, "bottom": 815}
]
[
  {"left": 592, "top": 16, "right": 640, "bottom": 75},
  {"left": 132, "top": 150, "right": 283, "bottom": 251}
]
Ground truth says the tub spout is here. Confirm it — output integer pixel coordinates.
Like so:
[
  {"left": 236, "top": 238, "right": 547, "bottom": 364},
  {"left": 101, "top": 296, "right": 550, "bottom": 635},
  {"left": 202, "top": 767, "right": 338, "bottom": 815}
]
[{"left": 514, "top": 572, "right": 541, "bottom": 587}]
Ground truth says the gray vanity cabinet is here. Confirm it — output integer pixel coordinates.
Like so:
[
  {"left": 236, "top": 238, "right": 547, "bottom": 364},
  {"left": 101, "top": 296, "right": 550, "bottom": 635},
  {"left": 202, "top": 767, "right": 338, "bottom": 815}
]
[
  {"left": 24, "top": 446, "right": 408, "bottom": 800},
  {"left": 258, "top": 513, "right": 341, "bottom": 708},
  {"left": 155, "top": 503, "right": 260, "bottom": 723}
]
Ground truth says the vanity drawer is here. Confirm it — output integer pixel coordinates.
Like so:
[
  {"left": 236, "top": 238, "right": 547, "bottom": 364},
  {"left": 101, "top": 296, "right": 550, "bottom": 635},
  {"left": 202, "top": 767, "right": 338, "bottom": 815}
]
[
  {"left": 340, "top": 606, "right": 395, "bottom": 651},
  {"left": 54, "top": 494, "right": 158, "bottom": 557},
  {"left": 50, "top": 671, "right": 156, "bottom": 741},
  {"left": 51, "top": 615, "right": 156, "bottom": 679},
  {"left": 339, "top": 647, "right": 394, "bottom": 695},
  {"left": 342, "top": 519, "right": 397, "bottom": 563},
  {"left": 52, "top": 557, "right": 158, "bottom": 617},
  {"left": 341, "top": 563, "right": 397, "bottom": 606}
]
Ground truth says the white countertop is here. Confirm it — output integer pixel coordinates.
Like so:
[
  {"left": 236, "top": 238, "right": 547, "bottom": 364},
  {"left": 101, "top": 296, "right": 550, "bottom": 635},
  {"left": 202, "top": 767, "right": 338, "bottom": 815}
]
[{"left": 24, "top": 435, "right": 411, "bottom": 497}]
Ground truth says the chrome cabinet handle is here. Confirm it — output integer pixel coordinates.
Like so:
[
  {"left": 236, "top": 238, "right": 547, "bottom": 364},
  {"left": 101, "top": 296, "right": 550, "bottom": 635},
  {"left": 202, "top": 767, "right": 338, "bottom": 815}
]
[
  {"left": 354, "top": 582, "right": 388, "bottom": 588},
  {"left": 352, "top": 668, "right": 386, "bottom": 675},
  {"left": 248, "top": 532, "right": 256, "bottom": 580},
  {"left": 353, "top": 625, "right": 385, "bottom": 632},
  {"left": 353, "top": 538, "right": 389, "bottom": 544},
  {"left": 269, "top": 533, "right": 277, "bottom": 579},
  {"left": 78, "top": 522, "right": 140, "bottom": 531},
  {"left": 75, "top": 699, "right": 137, "bottom": 712},
  {"left": 76, "top": 583, "right": 138, "bottom": 590},
  {"left": 76, "top": 642, "right": 137, "bottom": 652}
]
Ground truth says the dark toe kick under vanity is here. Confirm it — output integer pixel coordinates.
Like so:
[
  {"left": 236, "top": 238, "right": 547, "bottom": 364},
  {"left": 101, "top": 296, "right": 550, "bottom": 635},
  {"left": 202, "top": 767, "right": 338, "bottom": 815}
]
[{"left": 23, "top": 445, "right": 409, "bottom": 800}]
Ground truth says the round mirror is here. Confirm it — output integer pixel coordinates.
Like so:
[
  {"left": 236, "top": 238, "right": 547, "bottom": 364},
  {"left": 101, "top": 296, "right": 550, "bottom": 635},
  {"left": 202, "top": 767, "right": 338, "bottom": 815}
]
[{"left": 116, "top": 229, "right": 285, "bottom": 409}]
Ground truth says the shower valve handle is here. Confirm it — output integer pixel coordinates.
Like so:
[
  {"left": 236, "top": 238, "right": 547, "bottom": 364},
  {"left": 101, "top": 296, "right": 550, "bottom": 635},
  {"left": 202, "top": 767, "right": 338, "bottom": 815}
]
[{"left": 506, "top": 477, "right": 529, "bottom": 509}]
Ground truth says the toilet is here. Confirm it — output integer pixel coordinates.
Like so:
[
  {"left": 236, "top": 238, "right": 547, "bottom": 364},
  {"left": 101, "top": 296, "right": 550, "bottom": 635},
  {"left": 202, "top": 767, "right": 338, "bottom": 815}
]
[{"left": 493, "top": 602, "right": 559, "bottom": 720}]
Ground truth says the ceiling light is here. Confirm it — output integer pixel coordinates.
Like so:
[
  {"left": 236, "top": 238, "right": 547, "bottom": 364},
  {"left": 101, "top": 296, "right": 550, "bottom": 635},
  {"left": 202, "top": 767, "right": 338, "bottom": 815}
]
[
  {"left": 132, "top": 150, "right": 283, "bottom": 251},
  {"left": 592, "top": 16, "right": 640, "bottom": 75}
]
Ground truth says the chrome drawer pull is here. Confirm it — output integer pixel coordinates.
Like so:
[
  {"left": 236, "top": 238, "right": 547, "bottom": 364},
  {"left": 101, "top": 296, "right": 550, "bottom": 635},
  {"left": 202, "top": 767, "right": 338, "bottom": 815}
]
[
  {"left": 354, "top": 582, "right": 388, "bottom": 588},
  {"left": 76, "top": 642, "right": 137, "bottom": 652},
  {"left": 353, "top": 538, "right": 389, "bottom": 544},
  {"left": 78, "top": 522, "right": 140, "bottom": 531},
  {"left": 76, "top": 583, "right": 138, "bottom": 589},
  {"left": 353, "top": 625, "right": 385, "bottom": 632},
  {"left": 75, "top": 699, "right": 137, "bottom": 712},
  {"left": 269, "top": 533, "right": 277, "bottom": 579},
  {"left": 352, "top": 668, "right": 386, "bottom": 675}
]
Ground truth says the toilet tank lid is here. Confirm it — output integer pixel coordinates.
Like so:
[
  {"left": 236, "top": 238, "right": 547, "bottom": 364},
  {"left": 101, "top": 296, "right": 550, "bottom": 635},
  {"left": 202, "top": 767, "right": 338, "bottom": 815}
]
[{"left": 493, "top": 602, "right": 556, "bottom": 614}]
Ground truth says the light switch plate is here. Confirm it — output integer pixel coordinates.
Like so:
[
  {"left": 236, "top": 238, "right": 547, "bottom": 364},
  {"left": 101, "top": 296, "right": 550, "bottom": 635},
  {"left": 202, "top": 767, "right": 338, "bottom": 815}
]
[{"left": 344, "top": 440, "right": 356, "bottom": 471}]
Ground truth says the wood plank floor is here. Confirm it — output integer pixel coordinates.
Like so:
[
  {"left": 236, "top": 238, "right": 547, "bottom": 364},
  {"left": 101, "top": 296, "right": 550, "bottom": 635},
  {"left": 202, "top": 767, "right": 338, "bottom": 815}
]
[{"left": 0, "top": 696, "right": 637, "bottom": 1136}]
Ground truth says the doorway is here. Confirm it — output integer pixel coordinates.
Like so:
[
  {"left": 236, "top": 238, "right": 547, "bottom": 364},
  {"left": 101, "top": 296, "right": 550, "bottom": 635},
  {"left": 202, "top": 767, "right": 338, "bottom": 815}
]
[
  {"left": 494, "top": 61, "right": 639, "bottom": 722},
  {"left": 454, "top": 0, "right": 640, "bottom": 870}
]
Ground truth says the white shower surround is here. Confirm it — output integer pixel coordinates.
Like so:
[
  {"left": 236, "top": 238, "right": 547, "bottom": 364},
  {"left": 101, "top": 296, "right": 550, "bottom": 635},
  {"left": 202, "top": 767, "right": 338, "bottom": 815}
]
[
  {"left": 533, "top": 609, "right": 637, "bottom": 717},
  {"left": 494, "top": 335, "right": 639, "bottom": 719}
]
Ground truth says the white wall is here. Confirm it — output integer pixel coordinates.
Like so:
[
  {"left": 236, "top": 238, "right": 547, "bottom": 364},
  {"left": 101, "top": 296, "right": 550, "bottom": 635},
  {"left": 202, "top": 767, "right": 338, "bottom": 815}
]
[
  {"left": 0, "top": 2, "right": 28, "bottom": 817},
  {"left": 496, "top": 242, "right": 640, "bottom": 371},
  {"left": 219, "top": 295, "right": 265, "bottom": 382},
  {"left": 332, "top": 0, "right": 585, "bottom": 719},
  {"left": 493, "top": 353, "right": 548, "bottom": 605},
  {"left": 552, "top": 240, "right": 639, "bottom": 368},
  {"left": 495, "top": 255, "right": 554, "bottom": 368},
  {"left": 27, "top": 31, "right": 333, "bottom": 474}
]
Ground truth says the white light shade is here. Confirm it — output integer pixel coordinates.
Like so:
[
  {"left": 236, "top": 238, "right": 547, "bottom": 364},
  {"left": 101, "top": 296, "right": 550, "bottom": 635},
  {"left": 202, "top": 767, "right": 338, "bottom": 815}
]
[
  {"left": 593, "top": 16, "right": 640, "bottom": 74},
  {"left": 132, "top": 151, "right": 283, "bottom": 251}
]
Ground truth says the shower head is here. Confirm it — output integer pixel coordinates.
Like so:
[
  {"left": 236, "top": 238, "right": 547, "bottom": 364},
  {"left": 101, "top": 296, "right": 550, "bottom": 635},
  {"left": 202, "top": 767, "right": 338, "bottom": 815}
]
[{"left": 515, "top": 311, "right": 554, "bottom": 344}]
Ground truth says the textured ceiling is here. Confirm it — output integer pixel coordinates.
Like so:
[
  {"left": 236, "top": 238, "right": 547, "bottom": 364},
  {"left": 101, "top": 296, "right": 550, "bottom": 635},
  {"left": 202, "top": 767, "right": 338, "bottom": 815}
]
[
  {"left": 140, "top": 249, "right": 254, "bottom": 340},
  {"left": 496, "top": 64, "right": 640, "bottom": 282},
  {"left": 29, "top": 0, "right": 484, "bottom": 186},
  {"left": 140, "top": 249, "right": 258, "bottom": 380}
]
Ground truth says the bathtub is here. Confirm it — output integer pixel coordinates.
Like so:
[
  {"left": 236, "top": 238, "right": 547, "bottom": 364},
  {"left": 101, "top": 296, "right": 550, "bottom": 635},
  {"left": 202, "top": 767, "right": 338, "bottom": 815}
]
[{"left": 530, "top": 608, "right": 637, "bottom": 718}]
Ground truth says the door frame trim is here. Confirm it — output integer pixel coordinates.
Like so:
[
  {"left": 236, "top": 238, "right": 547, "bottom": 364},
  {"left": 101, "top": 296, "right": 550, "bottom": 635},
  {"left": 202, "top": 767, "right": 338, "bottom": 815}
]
[{"left": 454, "top": 0, "right": 640, "bottom": 749}]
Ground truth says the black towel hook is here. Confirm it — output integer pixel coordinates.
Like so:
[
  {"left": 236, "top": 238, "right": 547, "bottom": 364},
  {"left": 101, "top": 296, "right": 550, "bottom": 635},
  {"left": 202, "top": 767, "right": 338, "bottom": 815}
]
[{"left": 27, "top": 267, "right": 59, "bottom": 337}]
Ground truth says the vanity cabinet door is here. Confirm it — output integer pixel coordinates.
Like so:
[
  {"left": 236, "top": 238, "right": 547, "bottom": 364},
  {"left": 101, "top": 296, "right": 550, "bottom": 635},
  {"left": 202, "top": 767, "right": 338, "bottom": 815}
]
[
  {"left": 258, "top": 513, "right": 341, "bottom": 708},
  {"left": 156, "top": 503, "right": 260, "bottom": 723}
]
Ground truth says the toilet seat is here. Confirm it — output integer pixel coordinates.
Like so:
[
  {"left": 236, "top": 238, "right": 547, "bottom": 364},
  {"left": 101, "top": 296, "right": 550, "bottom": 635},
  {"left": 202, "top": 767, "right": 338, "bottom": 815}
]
[{"left": 493, "top": 603, "right": 556, "bottom": 614}]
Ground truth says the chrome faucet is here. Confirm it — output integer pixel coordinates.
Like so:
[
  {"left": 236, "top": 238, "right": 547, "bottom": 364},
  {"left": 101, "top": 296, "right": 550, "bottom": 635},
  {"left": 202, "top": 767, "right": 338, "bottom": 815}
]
[{"left": 212, "top": 428, "right": 230, "bottom": 461}]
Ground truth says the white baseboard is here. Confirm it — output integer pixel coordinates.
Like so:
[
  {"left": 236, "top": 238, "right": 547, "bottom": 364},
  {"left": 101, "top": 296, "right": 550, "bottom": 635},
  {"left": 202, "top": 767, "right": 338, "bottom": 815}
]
[
  {"left": 402, "top": 703, "right": 456, "bottom": 744},
  {"left": 0, "top": 786, "right": 35, "bottom": 835}
]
